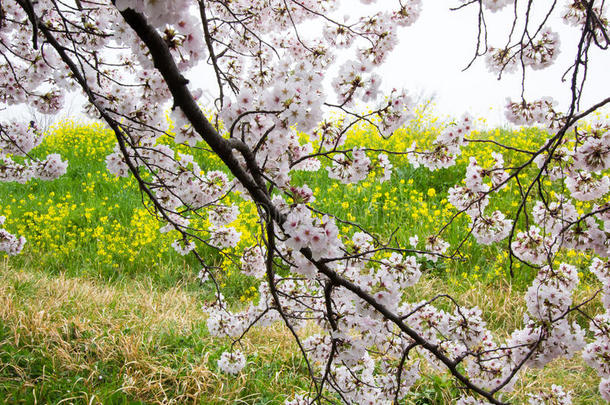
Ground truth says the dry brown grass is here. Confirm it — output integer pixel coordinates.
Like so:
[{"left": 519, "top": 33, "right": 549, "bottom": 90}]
[
  {"left": 0, "top": 263, "right": 603, "bottom": 404},
  {"left": 0, "top": 263, "right": 305, "bottom": 404}
]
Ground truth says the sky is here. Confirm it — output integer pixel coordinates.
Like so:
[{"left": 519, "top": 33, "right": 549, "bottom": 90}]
[
  {"left": 3, "top": 1, "right": 609, "bottom": 129},
  {"left": 376, "top": 1, "right": 610, "bottom": 127}
]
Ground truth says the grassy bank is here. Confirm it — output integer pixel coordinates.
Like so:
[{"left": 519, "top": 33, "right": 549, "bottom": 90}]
[
  {"left": 0, "top": 262, "right": 603, "bottom": 404},
  {"left": 0, "top": 118, "right": 605, "bottom": 403}
]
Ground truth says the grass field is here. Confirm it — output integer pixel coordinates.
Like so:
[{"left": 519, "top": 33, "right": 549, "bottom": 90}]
[{"left": 0, "top": 116, "right": 606, "bottom": 403}]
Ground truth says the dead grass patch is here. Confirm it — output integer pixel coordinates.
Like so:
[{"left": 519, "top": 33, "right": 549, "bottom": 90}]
[{"left": 0, "top": 264, "right": 603, "bottom": 403}]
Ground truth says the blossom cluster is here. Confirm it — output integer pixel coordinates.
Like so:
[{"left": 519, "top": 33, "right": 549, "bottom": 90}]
[
  {"left": 504, "top": 98, "right": 559, "bottom": 127},
  {"left": 562, "top": 1, "right": 609, "bottom": 43},
  {"left": 408, "top": 114, "right": 474, "bottom": 170},
  {"left": 0, "top": 215, "right": 25, "bottom": 256},
  {"left": 485, "top": 8, "right": 566, "bottom": 76},
  {"left": 216, "top": 350, "right": 246, "bottom": 375},
  {"left": 0, "top": 121, "right": 68, "bottom": 184}
]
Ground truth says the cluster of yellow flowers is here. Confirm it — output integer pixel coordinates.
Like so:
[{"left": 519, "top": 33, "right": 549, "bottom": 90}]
[
  {"left": 41, "top": 119, "right": 115, "bottom": 158},
  {"left": 0, "top": 122, "right": 177, "bottom": 275},
  {"left": 1, "top": 109, "right": 604, "bottom": 293}
]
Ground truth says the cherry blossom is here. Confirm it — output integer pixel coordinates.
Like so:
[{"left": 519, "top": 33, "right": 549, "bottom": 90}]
[
  {"left": 217, "top": 350, "right": 247, "bottom": 375},
  {"left": 0, "top": 216, "right": 26, "bottom": 256}
]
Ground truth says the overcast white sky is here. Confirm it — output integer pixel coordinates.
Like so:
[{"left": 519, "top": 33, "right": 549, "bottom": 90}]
[
  {"left": 376, "top": 1, "right": 610, "bottom": 127},
  {"left": 4, "top": 1, "right": 609, "bottom": 128}
]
